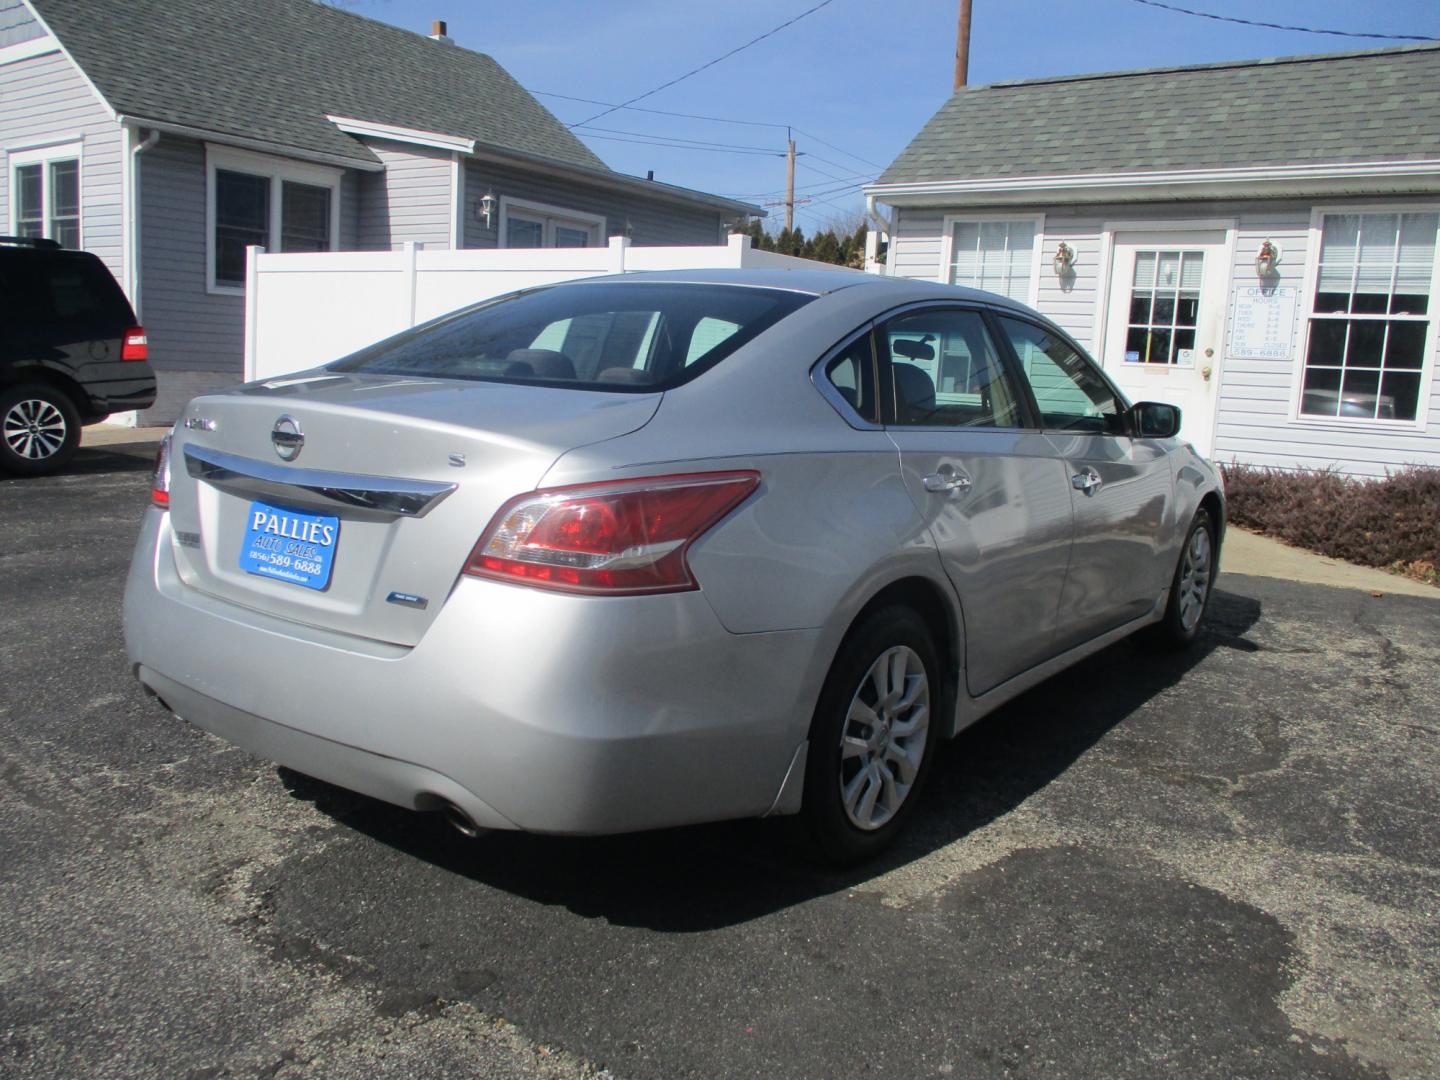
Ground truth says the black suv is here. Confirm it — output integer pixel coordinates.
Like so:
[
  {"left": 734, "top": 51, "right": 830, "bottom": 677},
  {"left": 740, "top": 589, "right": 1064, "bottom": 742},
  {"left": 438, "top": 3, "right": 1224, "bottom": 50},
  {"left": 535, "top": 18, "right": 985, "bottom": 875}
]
[{"left": 1, "top": 237, "right": 156, "bottom": 475}]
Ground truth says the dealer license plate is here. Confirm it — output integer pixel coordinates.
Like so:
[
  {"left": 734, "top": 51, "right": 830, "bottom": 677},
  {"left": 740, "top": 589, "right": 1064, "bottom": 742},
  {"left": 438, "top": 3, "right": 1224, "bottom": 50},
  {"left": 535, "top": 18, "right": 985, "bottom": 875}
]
[{"left": 240, "top": 501, "right": 340, "bottom": 591}]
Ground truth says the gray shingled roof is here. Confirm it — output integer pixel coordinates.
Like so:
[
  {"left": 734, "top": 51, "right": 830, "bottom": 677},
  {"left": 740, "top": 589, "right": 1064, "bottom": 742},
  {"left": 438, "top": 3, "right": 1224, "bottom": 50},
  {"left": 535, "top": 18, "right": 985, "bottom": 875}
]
[
  {"left": 30, "top": 0, "right": 606, "bottom": 171},
  {"left": 880, "top": 44, "right": 1440, "bottom": 185}
]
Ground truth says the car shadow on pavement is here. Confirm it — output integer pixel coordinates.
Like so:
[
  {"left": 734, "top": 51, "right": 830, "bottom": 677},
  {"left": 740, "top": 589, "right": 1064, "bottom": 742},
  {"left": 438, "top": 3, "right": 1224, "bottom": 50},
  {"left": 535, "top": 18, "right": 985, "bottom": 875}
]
[
  {"left": 64, "top": 442, "right": 158, "bottom": 476},
  {"left": 281, "top": 586, "right": 1262, "bottom": 932}
]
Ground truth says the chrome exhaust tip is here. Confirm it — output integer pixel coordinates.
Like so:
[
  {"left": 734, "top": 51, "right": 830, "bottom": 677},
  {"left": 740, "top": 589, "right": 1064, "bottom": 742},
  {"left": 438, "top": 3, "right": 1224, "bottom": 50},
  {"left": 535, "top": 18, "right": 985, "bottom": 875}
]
[{"left": 439, "top": 800, "right": 482, "bottom": 838}]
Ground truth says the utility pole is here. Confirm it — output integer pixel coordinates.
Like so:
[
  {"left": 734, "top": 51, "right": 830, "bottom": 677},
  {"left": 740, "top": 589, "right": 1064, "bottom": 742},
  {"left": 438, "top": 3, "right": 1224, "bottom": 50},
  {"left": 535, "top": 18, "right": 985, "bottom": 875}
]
[
  {"left": 785, "top": 133, "right": 796, "bottom": 232},
  {"left": 954, "top": 0, "right": 972, "bottom": 91}
]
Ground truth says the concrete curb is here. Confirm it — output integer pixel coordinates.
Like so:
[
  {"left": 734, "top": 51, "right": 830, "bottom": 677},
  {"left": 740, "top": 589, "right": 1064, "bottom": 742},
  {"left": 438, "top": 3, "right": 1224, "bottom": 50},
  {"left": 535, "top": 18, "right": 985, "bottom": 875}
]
[{"left": 1222, "top": 526, "right": 1438, "bottom": 599}]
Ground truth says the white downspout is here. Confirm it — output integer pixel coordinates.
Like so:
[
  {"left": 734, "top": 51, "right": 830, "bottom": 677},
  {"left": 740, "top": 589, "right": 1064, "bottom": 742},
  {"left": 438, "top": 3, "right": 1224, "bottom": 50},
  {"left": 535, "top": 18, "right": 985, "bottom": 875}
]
[
  {"left": 864, "top": 193, "right": 892, "bottom": 275},
  {"left": 128, "top": 127, "right": 161, "bottom": 317}
]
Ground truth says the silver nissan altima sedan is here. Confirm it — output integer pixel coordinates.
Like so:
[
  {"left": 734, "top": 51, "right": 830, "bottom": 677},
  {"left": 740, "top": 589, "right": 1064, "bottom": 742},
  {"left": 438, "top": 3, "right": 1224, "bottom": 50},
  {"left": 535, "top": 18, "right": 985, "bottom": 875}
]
[{"left": 124, "top": 268, "right": 1223, "bottom": 863}]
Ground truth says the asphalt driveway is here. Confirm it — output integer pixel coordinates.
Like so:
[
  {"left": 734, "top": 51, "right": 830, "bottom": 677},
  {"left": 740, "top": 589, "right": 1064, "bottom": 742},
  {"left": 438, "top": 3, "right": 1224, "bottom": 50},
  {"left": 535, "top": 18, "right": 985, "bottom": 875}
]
[{"left": 2, "top": 439, "right": 1437, "bottom": 1079}]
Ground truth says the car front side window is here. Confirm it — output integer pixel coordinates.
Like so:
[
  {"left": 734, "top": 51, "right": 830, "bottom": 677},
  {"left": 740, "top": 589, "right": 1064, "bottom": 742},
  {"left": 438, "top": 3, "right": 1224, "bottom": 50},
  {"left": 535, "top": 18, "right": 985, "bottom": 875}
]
[{"left": 997, "top": 316, "right": 1125, "bottom": 435}]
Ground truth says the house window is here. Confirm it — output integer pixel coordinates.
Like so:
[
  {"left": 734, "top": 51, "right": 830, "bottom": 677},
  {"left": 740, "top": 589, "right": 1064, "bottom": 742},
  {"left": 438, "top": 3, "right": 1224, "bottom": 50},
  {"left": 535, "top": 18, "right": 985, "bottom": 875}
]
[
  {"left": 945, "top": 218, "right": 1037, "bottom": 302},
  {"left": 499, "top": 197, "right": 604, "bottom": 249},
  {"left": 9, "top": 143, "right": 81, "bottom": 249},
  {"left": 206, "top": 146, "right": 340, "bottom": 291},
  {"left": 1301, "top": 212, "right": 1438, "bottom": 422}
]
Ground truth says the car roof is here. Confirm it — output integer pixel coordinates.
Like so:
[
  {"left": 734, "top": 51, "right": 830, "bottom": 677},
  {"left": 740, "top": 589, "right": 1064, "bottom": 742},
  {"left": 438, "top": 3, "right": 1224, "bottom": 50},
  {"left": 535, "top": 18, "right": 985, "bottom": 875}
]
[{"left": 566, "top": 266, "right": 1038, "bottom": 313}]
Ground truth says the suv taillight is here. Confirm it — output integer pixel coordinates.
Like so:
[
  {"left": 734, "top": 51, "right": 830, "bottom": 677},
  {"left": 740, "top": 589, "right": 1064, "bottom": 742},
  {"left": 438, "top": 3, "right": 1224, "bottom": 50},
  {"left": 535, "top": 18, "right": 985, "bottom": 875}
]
[
  {"left": 464, "top": 471, "right": 760, "bottom": 595},
  {"left": 151, "top": 434, "right": 171, "bottom": 509},
  {"left": 122, "top": 326, "right": 148, "bottom": 361}
]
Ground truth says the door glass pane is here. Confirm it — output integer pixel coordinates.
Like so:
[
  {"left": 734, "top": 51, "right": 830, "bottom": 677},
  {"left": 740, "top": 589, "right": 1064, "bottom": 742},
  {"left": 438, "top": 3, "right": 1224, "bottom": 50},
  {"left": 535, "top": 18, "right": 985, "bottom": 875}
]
[
  {"left": 280, "top": 181, "right": 331, "bottom": 253},
  {"left": 214, "top": 169, "right": 270, "bottom": 285},
  {"left": 882, "top": 309, "right": 1021, "bottom": 428},
  {"left": 998, "top": 316, "right": 1122, "bottom": 434},
  {"left": 1124, "top": 249, "right": 1203, "bottom": 365},
  {"left": 505, "top": 215, "right": 543, "bottom": 248}
]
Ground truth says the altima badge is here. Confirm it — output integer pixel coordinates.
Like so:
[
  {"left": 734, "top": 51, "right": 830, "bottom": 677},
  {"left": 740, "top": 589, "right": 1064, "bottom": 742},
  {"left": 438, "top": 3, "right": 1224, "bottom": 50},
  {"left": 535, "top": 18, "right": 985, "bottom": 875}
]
[
  {"left": 271, "top": 415, "right": 304, "bottom": 462},
  {"left": 183, "top": 417, "right": 215, "bottom": 431}
]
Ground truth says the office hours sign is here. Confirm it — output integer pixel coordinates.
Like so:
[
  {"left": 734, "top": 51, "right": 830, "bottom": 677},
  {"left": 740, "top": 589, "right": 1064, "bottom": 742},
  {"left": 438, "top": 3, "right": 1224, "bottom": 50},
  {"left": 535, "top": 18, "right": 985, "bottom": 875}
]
[{"left": 1229, "top": 286, "right": 1299, "bottom": 361}]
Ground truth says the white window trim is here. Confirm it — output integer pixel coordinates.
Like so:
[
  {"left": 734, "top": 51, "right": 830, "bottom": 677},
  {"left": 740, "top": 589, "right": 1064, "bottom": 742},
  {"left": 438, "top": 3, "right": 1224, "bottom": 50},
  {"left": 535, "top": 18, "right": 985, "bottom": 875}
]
[
  {"left": 497, "top": 195, "right": 605, "bottom": 249},
  {"left": 205, "top": 143, "right": 342, "bottom": 295},
  {"left": 1286, "top": 202, "right": 1440, "bottom": 432},
  {"left": 6, "top": 138, "right": 83, "bottom": 244},
  {"left": 937, "top": 212, "right": 1044, "bottom": 305}
]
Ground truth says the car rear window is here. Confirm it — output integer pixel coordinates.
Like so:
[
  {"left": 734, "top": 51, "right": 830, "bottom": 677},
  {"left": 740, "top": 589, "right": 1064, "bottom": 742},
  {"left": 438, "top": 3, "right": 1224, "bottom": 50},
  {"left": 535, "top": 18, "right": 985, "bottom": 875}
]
[
  {"left": 0, "top": 251, "right": 135, "bottom": 330},
  {"left": 329, "top": 282, "right": 814, "bottom": 392}
]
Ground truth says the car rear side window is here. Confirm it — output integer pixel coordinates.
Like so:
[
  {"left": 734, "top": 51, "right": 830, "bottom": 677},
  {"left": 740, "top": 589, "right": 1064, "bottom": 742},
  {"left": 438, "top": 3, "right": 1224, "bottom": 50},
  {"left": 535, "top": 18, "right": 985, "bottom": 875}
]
[
  {"left": 330, "top": 282, "right": 813, "bottom": 392},
  {"left": 823, "top": 334, "right": 879, "bottom": 423},
  {"left": 879, "top": 308, "right": 1022, "bottom": 428}
]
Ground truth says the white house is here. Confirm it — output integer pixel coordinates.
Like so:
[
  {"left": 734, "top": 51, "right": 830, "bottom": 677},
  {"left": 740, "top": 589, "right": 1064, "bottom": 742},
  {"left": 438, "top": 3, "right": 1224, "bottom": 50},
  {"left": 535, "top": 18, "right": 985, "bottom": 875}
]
[{"left": 866, "top": 44, "right": 1440, "bottom": 476}]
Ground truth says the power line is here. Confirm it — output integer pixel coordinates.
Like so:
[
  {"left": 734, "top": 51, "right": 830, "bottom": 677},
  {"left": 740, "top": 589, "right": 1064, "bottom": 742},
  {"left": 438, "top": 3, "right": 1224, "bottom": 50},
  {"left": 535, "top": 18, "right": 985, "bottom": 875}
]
[
  {"left": 790, "top": 127, "right": 888, "bottom": 170},
  {"left": 567, "top": 0, "right": 842, "bottom": 128},
  {"left": 531, "top": 90, "right": 789, "bottom": 129},
  {"left": 576, "top": 133, "right": 786, "bottom": 157},
  {"left": 1126, "top": 0, "right": 1437, "bottom": 41},
  {"left": 574, "top": 124, "right": 785, "bottom": 154}
]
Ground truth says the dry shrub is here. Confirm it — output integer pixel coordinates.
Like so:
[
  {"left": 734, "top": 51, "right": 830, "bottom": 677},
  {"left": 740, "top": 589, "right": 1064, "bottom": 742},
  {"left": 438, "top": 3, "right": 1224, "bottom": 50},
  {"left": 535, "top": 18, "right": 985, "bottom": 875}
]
[{"left": 1219, "top": 463, "right": 1440, "bottom": 574}]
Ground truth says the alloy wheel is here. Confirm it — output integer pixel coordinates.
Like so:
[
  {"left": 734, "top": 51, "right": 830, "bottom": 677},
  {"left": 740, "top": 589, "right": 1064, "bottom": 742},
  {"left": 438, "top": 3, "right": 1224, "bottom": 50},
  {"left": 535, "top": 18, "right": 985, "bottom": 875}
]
[
  {"left": 1178, "top": 525, "right": 1213, "bottom": 632},
  {"left": 3, "top": 397, "right": 69, "bottom": 461},
  {"left": 839, "top": 645, "right": 930, "bottom": 831}
]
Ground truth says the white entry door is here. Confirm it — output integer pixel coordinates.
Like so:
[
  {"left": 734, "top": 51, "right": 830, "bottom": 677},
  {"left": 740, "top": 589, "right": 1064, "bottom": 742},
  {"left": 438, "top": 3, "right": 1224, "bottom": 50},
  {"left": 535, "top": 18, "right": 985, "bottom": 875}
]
[{"left": 1102, "top": 230, "right": 1229, "bottom": 456}]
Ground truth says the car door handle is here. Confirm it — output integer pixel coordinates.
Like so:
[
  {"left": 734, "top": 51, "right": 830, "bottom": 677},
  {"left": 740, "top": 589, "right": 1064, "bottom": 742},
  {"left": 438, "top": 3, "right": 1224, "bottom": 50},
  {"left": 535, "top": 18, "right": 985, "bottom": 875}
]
[
  {"left": 922, "top": 469, "right": 972, "bottom": 494},
  {"left": 1071, "top": 467, "right": 1103, "bottom": 496}
]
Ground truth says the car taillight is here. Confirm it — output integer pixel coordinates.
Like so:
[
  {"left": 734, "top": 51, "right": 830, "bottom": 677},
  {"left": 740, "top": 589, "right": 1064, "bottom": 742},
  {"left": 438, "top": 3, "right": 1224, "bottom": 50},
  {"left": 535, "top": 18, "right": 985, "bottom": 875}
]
[
  {"left": 465, "top": 471, "right": 760, "bottom": 595},
  {"left": 151, "top": 434, "right": 171, "bottom": 509},
  {"left": 121, "top": 326, "right": 148, "bottom": 361}
]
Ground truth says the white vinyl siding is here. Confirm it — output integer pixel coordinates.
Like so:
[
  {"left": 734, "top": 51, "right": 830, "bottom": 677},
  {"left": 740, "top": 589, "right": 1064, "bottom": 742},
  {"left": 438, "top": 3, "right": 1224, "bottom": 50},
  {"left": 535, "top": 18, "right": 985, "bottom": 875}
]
[
  {"left": 356, "top": 138, "right": 454, "bottom": 250},
  {"left": 0, "top": 49, "right": 123, "bottom": 283}
]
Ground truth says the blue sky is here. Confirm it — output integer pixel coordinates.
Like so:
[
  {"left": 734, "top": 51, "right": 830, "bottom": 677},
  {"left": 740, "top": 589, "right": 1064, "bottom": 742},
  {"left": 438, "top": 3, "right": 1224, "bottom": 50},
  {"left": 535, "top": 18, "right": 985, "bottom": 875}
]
[{"left": 344, "top": 0, "right": 1440, "bottom": 233}]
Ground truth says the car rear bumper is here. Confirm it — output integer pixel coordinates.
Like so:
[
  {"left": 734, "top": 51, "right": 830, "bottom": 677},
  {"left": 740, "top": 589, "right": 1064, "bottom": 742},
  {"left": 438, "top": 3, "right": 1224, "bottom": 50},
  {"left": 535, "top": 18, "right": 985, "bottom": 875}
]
[{"left": 123, "top": 510, "right": 823, "bottom": 834}]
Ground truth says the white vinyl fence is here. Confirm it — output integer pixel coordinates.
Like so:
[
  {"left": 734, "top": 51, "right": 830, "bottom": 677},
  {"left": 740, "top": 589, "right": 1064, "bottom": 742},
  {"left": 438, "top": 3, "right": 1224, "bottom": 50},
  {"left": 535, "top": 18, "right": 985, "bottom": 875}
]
[{"left": 243, "top": 234, "right": 855, "bottom": 381}]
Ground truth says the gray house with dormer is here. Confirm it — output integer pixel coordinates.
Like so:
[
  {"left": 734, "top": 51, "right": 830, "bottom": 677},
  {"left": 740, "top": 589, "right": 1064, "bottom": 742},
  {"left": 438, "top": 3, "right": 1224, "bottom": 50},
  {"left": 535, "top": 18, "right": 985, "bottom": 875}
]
[
  {"left": 1, "top": 0, "right": 760, "bottom": 421},
  {"left": 867, "top": 45, "right": 1440, "bottom": 477}
]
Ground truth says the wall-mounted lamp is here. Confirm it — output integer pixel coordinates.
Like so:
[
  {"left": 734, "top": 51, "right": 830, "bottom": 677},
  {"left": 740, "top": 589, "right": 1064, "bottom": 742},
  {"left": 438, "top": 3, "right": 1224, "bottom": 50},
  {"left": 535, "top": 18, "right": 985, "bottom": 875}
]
[
  {"left": 1255, "top": 238, "right": 1282, "bottom": 279},
  {"left": 1052, "top": 241, "right": 1076, "bottom": 277},
  {"left": 478, "top": 192, "right": 496, "bottom": 229}
]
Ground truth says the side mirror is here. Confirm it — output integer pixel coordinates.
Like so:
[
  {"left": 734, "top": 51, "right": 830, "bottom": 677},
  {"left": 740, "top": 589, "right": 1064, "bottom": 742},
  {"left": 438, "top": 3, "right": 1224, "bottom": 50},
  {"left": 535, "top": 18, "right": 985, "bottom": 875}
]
[{"left": 1130, "top": 401, "right": 1181, "bottom": 439}]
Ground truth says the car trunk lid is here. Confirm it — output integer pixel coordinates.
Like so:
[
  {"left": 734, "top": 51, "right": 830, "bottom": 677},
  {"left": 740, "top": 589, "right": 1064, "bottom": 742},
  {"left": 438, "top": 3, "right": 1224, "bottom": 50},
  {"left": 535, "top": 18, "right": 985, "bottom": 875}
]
[{"left": 165, "top": 373, "right": 660, "bottom": 646}]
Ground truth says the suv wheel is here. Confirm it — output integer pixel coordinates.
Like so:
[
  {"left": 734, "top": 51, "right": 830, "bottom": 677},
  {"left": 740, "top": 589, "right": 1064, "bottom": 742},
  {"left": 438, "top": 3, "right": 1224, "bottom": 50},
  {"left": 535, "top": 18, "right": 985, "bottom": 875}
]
[{"left": 0, "top": 383, "right": 81, "bottom": 476}]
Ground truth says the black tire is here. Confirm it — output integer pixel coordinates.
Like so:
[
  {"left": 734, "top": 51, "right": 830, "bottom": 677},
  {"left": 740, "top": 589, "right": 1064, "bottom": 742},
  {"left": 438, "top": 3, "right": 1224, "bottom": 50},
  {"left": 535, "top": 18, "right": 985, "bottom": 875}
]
[
  {"left": 797, "top": 606, "right": 942, "bottom": 865},
  {"left": 1148, "top": 508, "right": 1218, "bottom": 650},
  {"left": 0, "top": 382, "right": 81, "bottom": 477}
]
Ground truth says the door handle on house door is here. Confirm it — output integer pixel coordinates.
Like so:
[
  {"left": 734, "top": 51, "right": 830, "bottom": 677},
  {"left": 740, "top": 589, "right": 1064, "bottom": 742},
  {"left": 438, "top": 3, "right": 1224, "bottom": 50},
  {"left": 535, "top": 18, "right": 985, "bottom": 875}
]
[{"left": 1202, "top": 365, "right": 1213, "bottom": 381}]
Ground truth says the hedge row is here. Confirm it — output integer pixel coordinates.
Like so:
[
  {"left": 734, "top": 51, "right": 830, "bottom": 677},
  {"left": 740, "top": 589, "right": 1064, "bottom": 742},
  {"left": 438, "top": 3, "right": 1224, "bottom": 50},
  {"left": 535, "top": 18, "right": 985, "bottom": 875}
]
[{"left": 1219, "top": 463, "right": 1440, "bottom": 582}]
